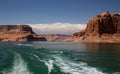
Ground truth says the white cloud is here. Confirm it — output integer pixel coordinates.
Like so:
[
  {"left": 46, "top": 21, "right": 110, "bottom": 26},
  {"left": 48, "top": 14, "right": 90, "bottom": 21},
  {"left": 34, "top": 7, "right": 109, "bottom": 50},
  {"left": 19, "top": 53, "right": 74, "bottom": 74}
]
[{"left": 28, "top": 23, "right": 86, "bottom": 35}]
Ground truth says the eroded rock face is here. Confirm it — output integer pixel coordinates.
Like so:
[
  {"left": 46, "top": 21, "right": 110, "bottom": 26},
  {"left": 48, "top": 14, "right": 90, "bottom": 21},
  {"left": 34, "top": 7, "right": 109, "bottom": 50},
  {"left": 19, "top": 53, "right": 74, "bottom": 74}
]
[
  {"left": 74, "top": 11, "right": 120, "bottom": 36},
  {"left": 73, "top": 11, "right": 120, "bottom": 42},
  {"left": 112, "top": 14, "right": 120, "bottom": 33},
  {"left": 0, "top": 25, "right": 46, "bottom": 41},
  {"left": 85, "top": 11, "right": 118, "bottom": 36}
]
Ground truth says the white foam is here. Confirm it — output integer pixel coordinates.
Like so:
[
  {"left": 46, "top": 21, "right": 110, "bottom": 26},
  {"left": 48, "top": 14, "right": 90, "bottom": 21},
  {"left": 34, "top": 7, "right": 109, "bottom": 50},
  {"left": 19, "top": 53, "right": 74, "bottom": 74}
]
[
  {"left": 53, "top": 55, "right": 106, "bottom": 74},
  {"left": 33, "top": 54, "right": 44, "bottom": 62},
  {"left": 50, "top": 50, "right": 63, "bottom": 54},
  {"left": 2, "top": 53, "right": 32, "bottom": 74},
  {"left": 33, "top": 54, "right": 54, "bottom": 74},
  {"left": 16, "top": 43, "right": 33, "bottom": 47},
  {"left": 45, "top": 59, "right": 54, "bottom": 74}
]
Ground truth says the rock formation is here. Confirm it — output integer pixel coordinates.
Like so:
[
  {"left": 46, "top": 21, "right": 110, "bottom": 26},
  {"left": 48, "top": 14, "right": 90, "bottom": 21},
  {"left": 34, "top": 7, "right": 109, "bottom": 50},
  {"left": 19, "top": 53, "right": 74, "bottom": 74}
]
[
  {"left": 73, "top": 11, "right": 120, "bottom": 42},
  {"left": 0, "top": 25, "right": 47, "bottom": 41},
  {"left": 85, "top": 11, "right": 118, "bottom": 36}
]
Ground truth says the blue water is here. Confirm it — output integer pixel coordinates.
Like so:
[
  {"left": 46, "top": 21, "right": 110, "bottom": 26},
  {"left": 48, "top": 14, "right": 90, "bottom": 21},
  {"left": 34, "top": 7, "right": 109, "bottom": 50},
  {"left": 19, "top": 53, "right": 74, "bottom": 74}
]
[{"left": 0, "top": 42, "right": 120, "bottom": 74}]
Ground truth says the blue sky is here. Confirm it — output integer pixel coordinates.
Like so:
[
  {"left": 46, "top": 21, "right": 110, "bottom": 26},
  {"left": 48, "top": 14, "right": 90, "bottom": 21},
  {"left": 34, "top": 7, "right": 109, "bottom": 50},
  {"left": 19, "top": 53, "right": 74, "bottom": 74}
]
[{"left": 0, "top": 0, "right": 120, "bottom": 24}]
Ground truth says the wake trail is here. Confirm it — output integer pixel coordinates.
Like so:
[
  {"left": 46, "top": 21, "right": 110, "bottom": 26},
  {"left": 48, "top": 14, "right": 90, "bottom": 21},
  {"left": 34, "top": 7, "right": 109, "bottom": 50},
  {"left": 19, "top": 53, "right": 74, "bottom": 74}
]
[
  {"left": 53, "top": 55, "right": 106, "bottom": 74},
  {"left": 33, "top": 54, "right": 54, "bottom": 74},
  {"left": 2, "top": 53, "right": 32, "bottom": 74}
]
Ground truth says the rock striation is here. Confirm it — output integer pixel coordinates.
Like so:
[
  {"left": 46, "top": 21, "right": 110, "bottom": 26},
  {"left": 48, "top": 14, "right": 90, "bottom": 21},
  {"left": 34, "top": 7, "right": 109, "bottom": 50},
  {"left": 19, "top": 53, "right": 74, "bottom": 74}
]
[
  {"left": 73, "top": 11, "right": 120, "bottom": 42},
  {"left": 0, "top": 25, "right": 47, "bottom": 41}
]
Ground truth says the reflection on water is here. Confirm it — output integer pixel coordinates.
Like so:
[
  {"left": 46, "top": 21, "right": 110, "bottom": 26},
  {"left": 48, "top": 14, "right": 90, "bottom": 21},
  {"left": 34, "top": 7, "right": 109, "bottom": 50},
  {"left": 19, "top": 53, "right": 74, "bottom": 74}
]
[
  {"left": 83, "top": 43, "right": 120, "bottom": 72},
  {"left": 86, "top": 43, "right": 120, "bottom": 52}
]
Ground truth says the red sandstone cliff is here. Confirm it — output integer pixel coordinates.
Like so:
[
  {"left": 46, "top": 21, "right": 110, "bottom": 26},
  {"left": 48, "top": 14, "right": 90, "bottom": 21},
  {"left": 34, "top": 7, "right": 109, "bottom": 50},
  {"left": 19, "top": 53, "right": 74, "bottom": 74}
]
[
  {"left": 0, "top": 25, "right": 46, "bottom": 41},
  {"left": 73, "top": 11, "right": 120, "bottom": 42}
]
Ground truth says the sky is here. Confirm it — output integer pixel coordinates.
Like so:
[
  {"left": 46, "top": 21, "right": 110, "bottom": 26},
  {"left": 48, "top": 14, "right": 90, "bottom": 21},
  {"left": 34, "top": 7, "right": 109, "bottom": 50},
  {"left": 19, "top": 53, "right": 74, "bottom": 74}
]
[
  {"left": 0, "top": 0, "right": 120, "bottom": 34},
  {"left": 0, "top": 0, "right": 120, "bottom": 24}
]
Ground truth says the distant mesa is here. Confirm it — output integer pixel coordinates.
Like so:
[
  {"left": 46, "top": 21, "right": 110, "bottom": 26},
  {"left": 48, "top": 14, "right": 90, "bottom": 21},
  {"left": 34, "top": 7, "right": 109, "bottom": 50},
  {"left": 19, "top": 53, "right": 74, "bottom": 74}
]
[
  {"left": 0, "top": 25, "right": 47, "bottom": 41},
  {"left": 73, "top": 11, "right": 120, "bottom": 42}
]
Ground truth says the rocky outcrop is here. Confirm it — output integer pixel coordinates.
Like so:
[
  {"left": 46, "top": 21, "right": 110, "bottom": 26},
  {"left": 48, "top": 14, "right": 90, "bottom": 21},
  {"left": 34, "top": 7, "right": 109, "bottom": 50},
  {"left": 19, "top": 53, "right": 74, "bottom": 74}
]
[
  {"left": 85, "top": 11, "right": 118, "bottom": 36},
  {"left": 73, "top": 11, "right": 120, "bottom": 42},
  {"left": 0, "top": 25, "right": 47, "bottom": 41}
]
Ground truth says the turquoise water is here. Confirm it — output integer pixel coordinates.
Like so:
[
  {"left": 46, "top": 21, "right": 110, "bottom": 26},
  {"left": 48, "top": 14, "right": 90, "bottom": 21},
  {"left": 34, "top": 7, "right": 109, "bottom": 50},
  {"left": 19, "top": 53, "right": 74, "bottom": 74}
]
[{"left": 0, "top": 42, "right": 120, "bottom": 74}]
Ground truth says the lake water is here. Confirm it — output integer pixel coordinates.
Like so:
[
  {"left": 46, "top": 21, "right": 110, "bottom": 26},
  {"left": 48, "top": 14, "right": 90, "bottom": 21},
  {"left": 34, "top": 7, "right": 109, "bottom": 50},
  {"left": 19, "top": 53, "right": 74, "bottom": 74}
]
[{"left": 0, "top": 42, "right": 120, "bottom": 74}]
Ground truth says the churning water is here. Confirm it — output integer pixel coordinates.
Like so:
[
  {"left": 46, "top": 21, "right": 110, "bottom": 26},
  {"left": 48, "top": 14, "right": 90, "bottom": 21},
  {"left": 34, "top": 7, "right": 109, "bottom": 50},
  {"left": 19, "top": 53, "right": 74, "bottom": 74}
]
[{"left": 0, "top": 42, "right": 120, "bottom": 74}]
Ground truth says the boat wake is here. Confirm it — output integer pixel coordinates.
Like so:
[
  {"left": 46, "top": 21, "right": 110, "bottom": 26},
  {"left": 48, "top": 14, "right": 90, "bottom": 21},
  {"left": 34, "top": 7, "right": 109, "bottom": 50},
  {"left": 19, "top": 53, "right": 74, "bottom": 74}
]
[
  {"left": 53, "top": 55, "right": 106, "bottom": 74},
  {"left": 2, "top": 53, "right": 32, "bottom": 74},
  {"left": 1, "top": 42, "right": 120, "bottom": 74},
  {"left": 33, "top": 53, "right": 106, "bottom": 74},
  {"left": 33, "top": 54, "right": 54, "bottom": 74},
  {"left": 44, "top": 59, "right": 54, "bottom": 74}
]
